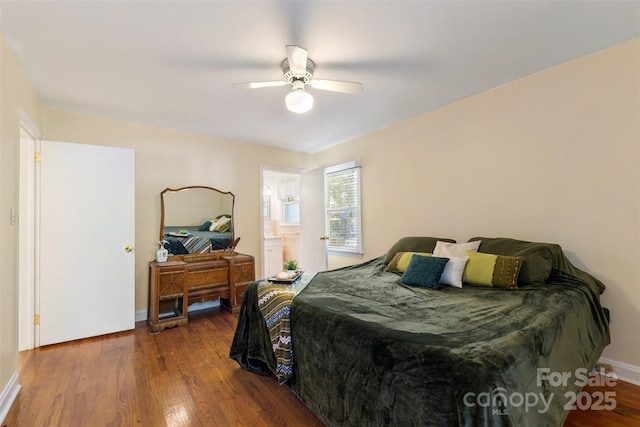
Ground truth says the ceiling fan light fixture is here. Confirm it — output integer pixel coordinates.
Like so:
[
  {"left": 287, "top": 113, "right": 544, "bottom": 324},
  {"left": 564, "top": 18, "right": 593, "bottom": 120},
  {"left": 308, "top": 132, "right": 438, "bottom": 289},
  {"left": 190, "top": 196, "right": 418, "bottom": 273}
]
[
  {"left": 233, "top": 45, "right": 362, "bottom": 112},
  {"left": 285, "top": 89, "right": 313, "bottom": 113}
]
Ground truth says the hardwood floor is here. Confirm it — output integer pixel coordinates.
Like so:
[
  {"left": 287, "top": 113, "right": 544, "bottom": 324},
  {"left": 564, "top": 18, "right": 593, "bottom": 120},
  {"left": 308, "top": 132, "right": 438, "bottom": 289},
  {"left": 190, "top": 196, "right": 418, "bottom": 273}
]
[
  {"left": 563, "top": 380, "right": 640, "bottom": 426},
  {"left": 3, "top": 309, "right": 322, "bottom": 427},
  {"left": 3, "top": 308, "right": 639, "bottom": 426}
]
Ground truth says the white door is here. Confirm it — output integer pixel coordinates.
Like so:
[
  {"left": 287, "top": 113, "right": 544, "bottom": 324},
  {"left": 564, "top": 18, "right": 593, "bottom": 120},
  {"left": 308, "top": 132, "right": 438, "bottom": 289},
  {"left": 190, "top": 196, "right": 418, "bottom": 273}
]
[
  {"left": 299, "top": 167, "right": 327, "bottom": 274},
  {"left": 39, "top": 140, "right": 135, "bottom": 346}
]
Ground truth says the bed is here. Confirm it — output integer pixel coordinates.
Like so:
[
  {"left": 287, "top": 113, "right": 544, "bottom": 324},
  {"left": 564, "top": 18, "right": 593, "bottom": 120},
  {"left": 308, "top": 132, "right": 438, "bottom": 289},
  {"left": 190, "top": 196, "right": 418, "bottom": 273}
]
[
  {"left": 230, "top": 237, "right": 610, "bottom": 426},
  {"left": 163, "top": 225, "right": 232, "bottom": 254}
]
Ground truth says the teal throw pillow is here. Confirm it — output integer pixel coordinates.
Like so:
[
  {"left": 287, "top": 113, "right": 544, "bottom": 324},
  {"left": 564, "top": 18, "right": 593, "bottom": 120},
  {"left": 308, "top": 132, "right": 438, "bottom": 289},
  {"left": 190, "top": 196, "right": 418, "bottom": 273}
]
[
  {"left": 401, "top": 255, "right": 449, "bottom": 289},
  {"left": 198, "top": 221, "right": 212, "bottom": 231}
]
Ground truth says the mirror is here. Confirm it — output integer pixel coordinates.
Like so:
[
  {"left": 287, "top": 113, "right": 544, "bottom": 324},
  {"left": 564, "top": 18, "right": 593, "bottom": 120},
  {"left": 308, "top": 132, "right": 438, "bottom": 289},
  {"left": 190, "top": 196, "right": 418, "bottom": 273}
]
[{"left": 160, "top": 186, "right": 235, "bottom": 255}]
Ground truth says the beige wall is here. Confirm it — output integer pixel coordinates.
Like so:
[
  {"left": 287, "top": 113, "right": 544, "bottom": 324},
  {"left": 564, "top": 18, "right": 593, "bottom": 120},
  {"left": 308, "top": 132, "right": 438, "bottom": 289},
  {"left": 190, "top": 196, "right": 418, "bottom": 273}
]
[
  {"left": 2, "top": 32, "right": 638, "bottom": 405},
  {"left": 43, "top": 110, "right": 311, "bottom": 316},
  {"left": 313, "top": 39, "right": 640, "bottom": 368},
  {"left": 0, "top": 37, "right": 44, "bottom": 398}
]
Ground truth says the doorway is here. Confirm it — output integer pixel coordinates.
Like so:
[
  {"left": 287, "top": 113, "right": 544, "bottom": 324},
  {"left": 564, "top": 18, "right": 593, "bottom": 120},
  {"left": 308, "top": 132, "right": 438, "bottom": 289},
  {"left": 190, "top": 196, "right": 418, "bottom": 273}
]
[
  {"left": 261, "top": 168, "right": 302, "bottom": 278},
  {"left": 260, "top": 166, "right": 329, "bottom": 279},
  {"left": 18, "top": 128, "right": 136, "bottom": 348}
]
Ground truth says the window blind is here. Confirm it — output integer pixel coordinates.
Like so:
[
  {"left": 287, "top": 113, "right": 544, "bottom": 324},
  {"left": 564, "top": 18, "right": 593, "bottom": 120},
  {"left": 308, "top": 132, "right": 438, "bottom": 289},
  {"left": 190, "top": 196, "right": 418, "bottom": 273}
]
[{"left": 325, "top": 163, "right": 362, "bottom": 255}]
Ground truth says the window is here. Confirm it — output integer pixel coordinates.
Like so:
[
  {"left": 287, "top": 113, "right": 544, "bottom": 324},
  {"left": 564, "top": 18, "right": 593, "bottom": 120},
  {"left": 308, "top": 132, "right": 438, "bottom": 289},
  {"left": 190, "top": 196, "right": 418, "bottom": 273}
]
[
  {"left": 283, "top": 201, "right": 300, "bottom": 225},
  {"left": 277, "top": 176, "right": 300, "bottom": 225},
  {"left": 325, "top": 161, "right": 362, "bottom": 256}
]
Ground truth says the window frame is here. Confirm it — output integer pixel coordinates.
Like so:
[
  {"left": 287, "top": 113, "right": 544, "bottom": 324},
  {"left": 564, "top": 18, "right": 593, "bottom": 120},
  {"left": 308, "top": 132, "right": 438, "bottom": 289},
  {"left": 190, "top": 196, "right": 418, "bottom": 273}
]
[{"left": 324, "top": 160, "right": 363, "bottom": 258}]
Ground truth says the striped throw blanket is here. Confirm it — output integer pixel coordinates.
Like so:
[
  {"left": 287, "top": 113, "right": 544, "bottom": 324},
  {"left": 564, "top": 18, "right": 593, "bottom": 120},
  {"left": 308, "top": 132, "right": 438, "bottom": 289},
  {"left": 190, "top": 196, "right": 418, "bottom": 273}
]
[
  {"left": 173, "top": 235, "right": 212, "bottom": 254},
  {"left": 256, "top": 278, "right": 309, "bottom": 383}
]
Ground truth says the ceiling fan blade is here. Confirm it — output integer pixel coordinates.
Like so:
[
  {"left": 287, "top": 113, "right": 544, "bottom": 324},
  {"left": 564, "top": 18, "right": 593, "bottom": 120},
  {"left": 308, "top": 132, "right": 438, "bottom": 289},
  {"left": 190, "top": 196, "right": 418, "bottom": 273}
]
[
  {"left": 232, "top": 81, "right": 288, "bottom": 89},
  {"left": 309, "top": 79, "right": 363, "bottom": 94},
  {"left": 286, "top": 45, "right": 308, "bottom": 75}
]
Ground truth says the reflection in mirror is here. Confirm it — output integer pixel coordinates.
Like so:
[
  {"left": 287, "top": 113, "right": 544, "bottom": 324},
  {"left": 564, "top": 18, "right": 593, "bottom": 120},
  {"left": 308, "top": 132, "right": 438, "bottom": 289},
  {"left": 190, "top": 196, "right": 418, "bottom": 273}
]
[{"left": 160, "top": 186, "right": 234, "bottom": 255}]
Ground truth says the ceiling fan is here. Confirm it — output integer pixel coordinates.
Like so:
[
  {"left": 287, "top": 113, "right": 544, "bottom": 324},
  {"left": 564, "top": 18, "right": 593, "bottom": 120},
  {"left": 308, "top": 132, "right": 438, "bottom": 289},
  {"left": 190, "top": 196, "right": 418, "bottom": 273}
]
[{"left": 232, "top": 45, "right": 363, "bottom": 113}]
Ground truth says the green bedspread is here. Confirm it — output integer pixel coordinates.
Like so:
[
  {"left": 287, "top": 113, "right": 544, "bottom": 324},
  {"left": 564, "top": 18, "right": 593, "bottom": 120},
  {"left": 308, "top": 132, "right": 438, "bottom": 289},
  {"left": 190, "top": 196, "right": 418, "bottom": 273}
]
[{"left": 231, "top": 250, "right": 610, "bottom": 426}]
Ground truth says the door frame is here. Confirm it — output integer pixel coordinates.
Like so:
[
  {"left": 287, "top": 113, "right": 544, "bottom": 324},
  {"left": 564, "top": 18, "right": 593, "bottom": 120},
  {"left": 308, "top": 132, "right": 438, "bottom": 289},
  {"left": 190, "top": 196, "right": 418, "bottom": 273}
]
[{"left": 18, "top": 108, "right": 42, "bottom": 351}]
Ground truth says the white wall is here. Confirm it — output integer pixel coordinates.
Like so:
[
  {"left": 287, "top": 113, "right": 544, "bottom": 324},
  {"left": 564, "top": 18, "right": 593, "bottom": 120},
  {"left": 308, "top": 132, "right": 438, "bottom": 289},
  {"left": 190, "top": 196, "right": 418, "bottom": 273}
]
[{"left": 312, "top": 38, "right": 640, "bottom": 371}]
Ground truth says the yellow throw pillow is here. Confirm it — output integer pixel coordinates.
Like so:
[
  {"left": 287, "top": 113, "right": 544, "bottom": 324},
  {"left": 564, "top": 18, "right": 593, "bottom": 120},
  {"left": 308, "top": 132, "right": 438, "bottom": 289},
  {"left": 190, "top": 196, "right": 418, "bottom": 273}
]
[
  {"left": 214, "top": 222, "right": 229, "bottom": 232},
  {"left": 462, "top": 250, "right": 523, "bottom": 289},
  {"left": 214, "top": 217, "right": 231, "bottom": 232},
  {"left": 385, "top": 251, "right": 431, "bottom": 273}
]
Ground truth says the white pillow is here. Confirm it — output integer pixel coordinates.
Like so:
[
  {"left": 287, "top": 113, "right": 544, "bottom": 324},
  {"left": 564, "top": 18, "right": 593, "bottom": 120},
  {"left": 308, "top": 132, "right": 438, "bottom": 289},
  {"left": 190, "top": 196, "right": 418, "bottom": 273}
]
[
  {"left": 433, "top": 240, "right": 481, "bottom": 258},
  {"left": 209, "top": 217, "right": 224, "bottom": 231},
  {"left": 439, "top": 256, "right": 469, "bottom": 288}
]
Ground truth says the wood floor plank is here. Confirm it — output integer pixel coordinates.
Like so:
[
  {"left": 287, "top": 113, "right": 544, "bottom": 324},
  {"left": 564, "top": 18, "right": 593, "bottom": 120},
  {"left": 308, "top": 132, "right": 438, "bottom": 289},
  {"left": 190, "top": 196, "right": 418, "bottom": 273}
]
[{"left": 3, "top": 308, "right": 638, "bottom": 426}]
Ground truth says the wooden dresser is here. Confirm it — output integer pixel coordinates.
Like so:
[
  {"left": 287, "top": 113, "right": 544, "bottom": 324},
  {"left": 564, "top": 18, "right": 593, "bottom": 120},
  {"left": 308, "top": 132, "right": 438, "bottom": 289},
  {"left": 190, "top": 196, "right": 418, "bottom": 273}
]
[{"left": 148, "top": 252, "right": 255, "bottom": 332}]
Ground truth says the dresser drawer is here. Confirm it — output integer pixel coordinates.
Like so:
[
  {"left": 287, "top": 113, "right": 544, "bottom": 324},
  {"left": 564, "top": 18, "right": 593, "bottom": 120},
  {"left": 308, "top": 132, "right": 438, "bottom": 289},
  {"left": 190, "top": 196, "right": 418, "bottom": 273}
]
[
  {"left": 148, "top": 260, "right": 188, "bottom": 332},
  {"left": 158, "top": 269, "right": 186, "bottom": 299},
  {"left": 187, "top": 260, "right": 229, "bottom": 289},
  {"left": 233, "top": 262, "right": 255, "bottom": 285},
  {"left": 230, "top": 254, "right": 255, "bottom": 284}
]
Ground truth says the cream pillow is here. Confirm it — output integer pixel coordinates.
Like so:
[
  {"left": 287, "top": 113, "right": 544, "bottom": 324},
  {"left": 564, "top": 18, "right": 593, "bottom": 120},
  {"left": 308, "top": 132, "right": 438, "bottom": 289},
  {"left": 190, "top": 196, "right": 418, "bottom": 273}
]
[
  {"left": 433, "top": 240, "right": 481, "bottom": 258},
  {"left": 439, "top": 256, "right": 468, "bottom": 288},
  {"left": 211, "top": 216, "right": 231, "bottom": 232}
]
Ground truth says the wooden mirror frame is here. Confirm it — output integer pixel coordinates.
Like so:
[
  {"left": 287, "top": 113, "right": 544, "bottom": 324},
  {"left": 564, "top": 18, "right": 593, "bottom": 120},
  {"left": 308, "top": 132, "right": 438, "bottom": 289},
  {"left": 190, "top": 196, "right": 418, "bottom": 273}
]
[{"left": 160, "top": 186, "right": 235, "bottom": 259}]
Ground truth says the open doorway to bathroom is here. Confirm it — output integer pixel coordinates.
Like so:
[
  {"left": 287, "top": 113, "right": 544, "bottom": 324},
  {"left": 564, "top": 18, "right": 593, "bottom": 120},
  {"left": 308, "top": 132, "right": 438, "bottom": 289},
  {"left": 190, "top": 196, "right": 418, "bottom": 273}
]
[{"left": 261, "top": 168, "right": 302, "bottom": 279}]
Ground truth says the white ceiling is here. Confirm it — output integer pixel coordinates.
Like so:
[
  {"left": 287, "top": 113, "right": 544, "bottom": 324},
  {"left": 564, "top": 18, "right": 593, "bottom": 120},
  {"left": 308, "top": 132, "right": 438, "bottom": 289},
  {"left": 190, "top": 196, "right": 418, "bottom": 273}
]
[{"left": 1, "top": 1, "right": 638, "bottom": 153}]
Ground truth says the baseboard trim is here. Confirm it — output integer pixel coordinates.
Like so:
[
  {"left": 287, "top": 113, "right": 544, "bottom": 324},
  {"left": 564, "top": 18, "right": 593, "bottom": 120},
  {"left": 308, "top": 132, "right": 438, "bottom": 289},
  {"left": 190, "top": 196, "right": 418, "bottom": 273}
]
[
  {"left": 0, "top": 372, "right": 21, "bottom": 424},
  {"left": 598, "top": 357, "right": 640, "bottom": 386},
  {"left": 135, "top": 309, "right": 147, "bottom": 323}
]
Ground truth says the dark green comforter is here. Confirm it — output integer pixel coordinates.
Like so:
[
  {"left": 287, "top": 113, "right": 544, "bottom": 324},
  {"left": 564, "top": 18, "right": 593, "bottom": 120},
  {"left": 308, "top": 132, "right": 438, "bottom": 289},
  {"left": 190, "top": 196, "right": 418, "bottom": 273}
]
[{"left": 230, "top": 255, "right": 609, "bottom": 426}]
